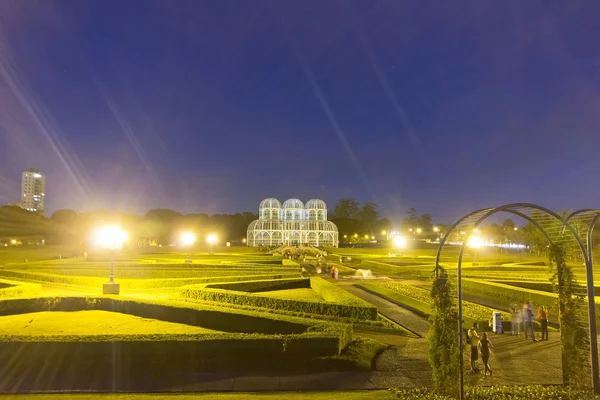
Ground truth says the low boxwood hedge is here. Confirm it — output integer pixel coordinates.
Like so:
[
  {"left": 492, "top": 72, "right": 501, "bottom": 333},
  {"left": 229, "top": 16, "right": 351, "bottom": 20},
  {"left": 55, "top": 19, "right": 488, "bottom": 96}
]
[
  {"left": 462, "top": 278, "right": 600, "bottom": 321},
  {"left": 0, "top": 295, "right": 353, "bottom": 387},
  {"left": 0, "top": 269, "right": 300, "bottom": 289},
  {"left": 491, "top": 279, "right": 600, "bottom": 296},
  {"left": 17, "top": 266, "right": 298, "bottom": 279},
  {"left": 180, "top": 277, "right": 378, "bottom": 321},
  {"left": 358, "top": 282, "right": 511, "bottom": 332},
  {"left": 0, "top": 279, "right": 41, "bottom": 298},
  {"left": 207, "top": 277, "right": 310, "bottom": 292},
  {"left": 391, "top": 386, "right": 600, "bottom": 399}
]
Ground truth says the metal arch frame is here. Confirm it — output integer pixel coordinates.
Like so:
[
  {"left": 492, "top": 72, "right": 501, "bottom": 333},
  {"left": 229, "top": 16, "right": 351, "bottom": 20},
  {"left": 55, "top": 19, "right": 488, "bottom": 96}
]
[{"left": 435, "top": 203, "right": 599, "bottom": 399}]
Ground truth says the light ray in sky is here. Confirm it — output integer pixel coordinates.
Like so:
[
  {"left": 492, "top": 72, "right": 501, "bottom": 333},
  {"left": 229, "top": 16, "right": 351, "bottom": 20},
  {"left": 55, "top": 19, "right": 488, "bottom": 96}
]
[{"left": 0, "top": 37, "right": 93, "bottom": 207}]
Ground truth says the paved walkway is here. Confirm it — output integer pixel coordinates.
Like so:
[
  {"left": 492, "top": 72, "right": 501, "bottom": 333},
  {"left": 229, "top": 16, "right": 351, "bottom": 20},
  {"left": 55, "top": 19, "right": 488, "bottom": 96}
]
[{"left": 340, "top": 285, "right": 430, "bottom": 337}]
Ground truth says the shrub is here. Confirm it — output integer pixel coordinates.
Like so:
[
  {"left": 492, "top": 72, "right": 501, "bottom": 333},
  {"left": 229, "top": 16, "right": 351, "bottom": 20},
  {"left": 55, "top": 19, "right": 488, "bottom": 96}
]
[
  {"left": 549, "top": 245, "right": 590, "bottom": 387},
  {"left": 390, "top": 386, "right": 600, "bottom": 399},
  {"left": 428, "top": 267, "right": 459, "bottom": 395}
]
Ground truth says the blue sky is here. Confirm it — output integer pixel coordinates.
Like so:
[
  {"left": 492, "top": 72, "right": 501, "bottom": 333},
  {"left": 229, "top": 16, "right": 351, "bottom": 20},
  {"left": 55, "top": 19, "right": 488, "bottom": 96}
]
[{"left": 0, "top": 1, "right": 599, "bottom": 224}]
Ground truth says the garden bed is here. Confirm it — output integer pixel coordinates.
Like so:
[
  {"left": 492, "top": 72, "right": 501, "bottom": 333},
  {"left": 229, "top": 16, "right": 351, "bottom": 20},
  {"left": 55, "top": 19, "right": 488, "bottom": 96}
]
[
  {"left": 180, "top": 277, "right": 378, "bottom": 321},
  {"left": 358, "top": 282, "right": 511, "bottom": 331},
  {"left": 0, "top": 295, "right": 354, "bottom": 392}
]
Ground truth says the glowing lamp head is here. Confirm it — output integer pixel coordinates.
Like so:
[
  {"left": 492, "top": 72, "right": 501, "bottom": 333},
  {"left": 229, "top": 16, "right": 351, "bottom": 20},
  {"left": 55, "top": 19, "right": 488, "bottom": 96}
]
[
  {"left": 10, "top": 239, "right": 16, "bottom": 245},
  {"left": 353, "top": 234, "right": 358, "bottom": 238},
  {"left": 393, "top": 236, "right": 407, "bottom": 248},
  {"left": 433, "top": 226, "right": 439, "bottom": 232},
  {"left": 381, "top": 230, "right": 387, "bottom": 235},
  {"left": 242, "top": 238, "right": 247, "bottom": 243},
  {"left": 467, "top": 236, "right": 483, "bottom": 249},
  {"left": 180, "top": 232, "right": 196, "bottom": 246},
  {"left": 416, "top": 228, "right": 422, "bottom": 234},
  {"left": 207, "top": 234, "right": 217, "bottom": 244},
  {"left": 94, "top": 226, "right": 128, "bottom": 249}
]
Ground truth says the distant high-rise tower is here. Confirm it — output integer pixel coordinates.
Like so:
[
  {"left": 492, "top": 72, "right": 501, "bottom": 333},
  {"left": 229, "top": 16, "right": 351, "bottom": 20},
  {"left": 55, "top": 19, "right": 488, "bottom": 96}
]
[{"left": 21, "top": 168, "right": 45, "bottom": 212}]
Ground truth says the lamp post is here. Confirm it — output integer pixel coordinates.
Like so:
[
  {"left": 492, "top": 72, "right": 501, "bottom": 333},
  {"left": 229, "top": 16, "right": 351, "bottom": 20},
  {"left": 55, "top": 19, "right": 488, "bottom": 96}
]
[
  {"left": 393, "top": 236, "right": 407, "bottom": 249},
  {"left": 181, "top": 232, "right": 196, "bottom": 263},
  {"left": 467, "top": 235, "right": 483, "bottom": 266},
  {"left": 207, "top": 234, "right": 217, "bottom": 254},
  {"left": 95, "top": 226, "right": 128, "bottom": 295}
]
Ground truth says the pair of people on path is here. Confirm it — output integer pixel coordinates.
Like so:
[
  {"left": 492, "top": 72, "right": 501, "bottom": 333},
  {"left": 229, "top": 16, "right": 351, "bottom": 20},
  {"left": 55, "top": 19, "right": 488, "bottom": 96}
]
[{"left": 467, "top": 322, "right": 493, "bottom": 376}]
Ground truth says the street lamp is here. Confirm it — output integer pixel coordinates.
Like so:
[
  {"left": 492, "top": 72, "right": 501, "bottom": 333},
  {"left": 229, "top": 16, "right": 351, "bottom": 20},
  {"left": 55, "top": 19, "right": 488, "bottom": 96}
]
[
  {"left": 393, "top": 236, "right": 407, "bottom": 248},
  {"left": 181, "top": 232, "right": 196, "bottom": 263},
  {"left": 433, "top": 226, "right": 439, "bottom": 232},
  {"left": 416, "top": 228, "right": 422, "bottom": 234},
  {"left": 207, "top": 234, "right": 217, "bottom": 254},
  {"left": 94, "top": 226, "right": 128, "bottom": 295},
  {"left": 467, "top": 235, "right": 483, "bottom": 266}
]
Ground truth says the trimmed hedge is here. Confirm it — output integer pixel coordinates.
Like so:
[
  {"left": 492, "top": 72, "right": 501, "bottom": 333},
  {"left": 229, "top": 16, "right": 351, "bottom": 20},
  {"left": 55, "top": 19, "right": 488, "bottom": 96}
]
[
  {"left": 391, "top": 386, "right": 600, "bottom": 400},
  {"left": 491, "top": 280, "right": 600, "bottom": 296},
  {"left": 180, "top": 277, "right": 378, "bottom": 321},
  {"left": 0, "top": 279, "right": 41, "bottom": 298},
  {"left": 207, "top": 278, "right": 310, "bottom": 292},
  {"left": 0, "top": 269, "right": 300, "bottom": 289},
  {"left": 310, "top": 277, "right": 376, "bottom": 308},
  {"left": 462, "top": 278, "right": 600, "bottom": 318},
  {"left": 0, "top": 296, "right": 352, "bottom": 367},
  {"left": 358, "top": 282, "right": 510, "bottom": 332},
  {"left": 16, "top": 267, "right": 298, "bottom": 279}
]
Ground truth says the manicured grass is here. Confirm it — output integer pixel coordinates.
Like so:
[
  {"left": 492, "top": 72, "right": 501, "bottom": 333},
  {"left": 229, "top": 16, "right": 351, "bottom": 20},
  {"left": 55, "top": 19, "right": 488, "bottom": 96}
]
[
  {"left": 259, "top": 288, "right": 325, "bottom": 301},
  {"left": 0, "top": 310, "right": 225, "bottom": 336},
  {"left": 0, "top": 391, "right": 398, "bottom": 400}
]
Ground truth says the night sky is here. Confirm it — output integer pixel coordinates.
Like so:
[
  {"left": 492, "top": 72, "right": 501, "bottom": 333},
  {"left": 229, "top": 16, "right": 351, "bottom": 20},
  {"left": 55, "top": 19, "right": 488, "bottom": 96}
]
[{"left": 0, "top": 1, "right": 599, "bottom": 224}]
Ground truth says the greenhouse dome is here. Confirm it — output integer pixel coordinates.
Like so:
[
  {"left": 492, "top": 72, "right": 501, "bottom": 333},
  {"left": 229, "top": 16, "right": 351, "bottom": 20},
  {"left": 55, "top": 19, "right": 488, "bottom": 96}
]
[{"left": 247, "top": 198, "right": 338, "bottom": 247}]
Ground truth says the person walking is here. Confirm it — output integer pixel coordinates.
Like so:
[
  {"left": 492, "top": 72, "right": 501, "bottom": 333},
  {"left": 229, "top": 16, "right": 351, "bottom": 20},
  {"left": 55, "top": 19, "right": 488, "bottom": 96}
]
[
  {"left": 478, "top": 332, "right": 493, "bottom": 376},
  {"left": 467, "top": 322, "right": 480, "bottom": 372},
  {"left": 524, "top": 302, "right": 535, "bottom": 342},
  {"left": 538, "top": 305, "right": 549, "bottom": 341}
]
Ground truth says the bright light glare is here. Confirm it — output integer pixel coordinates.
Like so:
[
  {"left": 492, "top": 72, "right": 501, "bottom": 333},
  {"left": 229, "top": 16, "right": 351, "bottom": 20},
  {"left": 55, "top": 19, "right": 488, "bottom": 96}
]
[
  {"left": 207, "top": 234, "right": 217, "bottom": 244},
  {"left": 381, "top": 230, "right": 387, "bottom": 235},
  {"left": 416, "top": 228, "right": 422, "bottom": 234},
  {"left": 10, "top": 239, "right": 16, "bottom": 245},
  {"left": 181, "top": 232, "right": 196, "bottom": 246},
  {"left": 467, "top": 236, "right": 483, "bottom": 249},
  {"left": 433, "top": 226, "right": 439, "bottom": 232},
  {"left": 393, "top": 236, "right": 407, "bottom": 248},
  {"left": 94, "top": 226, "right": 128, "bottom": 249}
]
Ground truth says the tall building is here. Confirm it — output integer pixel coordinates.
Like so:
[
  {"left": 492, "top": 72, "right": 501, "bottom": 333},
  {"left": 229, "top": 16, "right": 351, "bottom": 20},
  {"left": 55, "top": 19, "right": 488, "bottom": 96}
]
[
  {"left": 247, "top": 198, "right": 339, "bottom": 247},
  {"left": 21, "top": 168, "right": 45, "bottom": 212}
]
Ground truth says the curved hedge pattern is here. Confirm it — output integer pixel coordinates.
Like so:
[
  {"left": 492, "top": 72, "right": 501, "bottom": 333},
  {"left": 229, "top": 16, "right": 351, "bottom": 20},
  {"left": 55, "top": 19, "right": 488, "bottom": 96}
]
[{"left": 180, "top": 277, "right": 378, "bottom": 321}]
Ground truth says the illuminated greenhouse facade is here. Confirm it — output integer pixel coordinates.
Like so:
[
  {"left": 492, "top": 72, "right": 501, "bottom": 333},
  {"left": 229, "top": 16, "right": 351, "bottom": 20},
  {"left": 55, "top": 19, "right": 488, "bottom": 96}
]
[{"left": 247, "top": 198, "right": 339, "bottom": 247}]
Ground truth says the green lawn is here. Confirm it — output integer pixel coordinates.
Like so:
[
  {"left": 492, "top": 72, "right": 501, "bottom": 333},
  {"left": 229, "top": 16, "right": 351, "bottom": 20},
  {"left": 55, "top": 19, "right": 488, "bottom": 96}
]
[
  {"left": 0, "top": 310, "right": 225, "bottom": 336},
  {"left": 258, "top": 288, "right": 325, "bottom": 301},
  {"left": 0, "top": 392, "right": 397, "bottom": 400}
]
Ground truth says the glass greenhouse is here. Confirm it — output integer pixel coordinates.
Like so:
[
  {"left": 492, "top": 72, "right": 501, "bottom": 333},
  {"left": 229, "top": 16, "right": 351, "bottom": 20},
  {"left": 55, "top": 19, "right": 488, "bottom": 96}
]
[{"left": 247, "top": 198, "right": 339, "bottom": 247}]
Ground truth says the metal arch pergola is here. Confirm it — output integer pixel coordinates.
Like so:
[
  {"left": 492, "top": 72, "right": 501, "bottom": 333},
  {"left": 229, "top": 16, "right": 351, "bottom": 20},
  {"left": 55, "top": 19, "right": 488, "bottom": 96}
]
[
  {"left": 435, "top": 203, "right": 599, "bottom": 399},
  {"left": 564, "top": 209, "right": 600, "bottom": 266}
]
